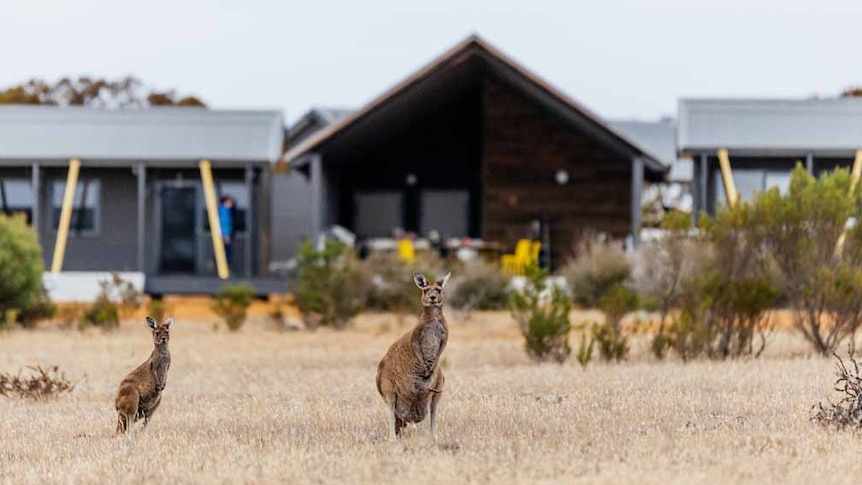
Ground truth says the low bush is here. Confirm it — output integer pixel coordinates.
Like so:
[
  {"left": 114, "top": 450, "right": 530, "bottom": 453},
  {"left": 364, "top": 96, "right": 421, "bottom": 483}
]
[
  {"left": 655, "top": 203, "right": 779, "bottom": 361},
  {"left": 362, "top": 252, "right": 445, "bottom": 314},
  {"left": 109, "top": 273, "right": 144, "bottom": 319},
  {"left": 212, "top": 283, "right": 255, "bottom": 332},
  {"left": 562, "top": 233, "right": 631, "bottom": 308},
  {"left": 510, "top": 265, "right": 573, "bottom": 363},
  {"left": 294, "top": 239, "right": 366, "bottom": 329},
  {"left": 631, "top": 211, "right": 700, "bottom": 358},
  {"left": 591, "top": 285, "right": 638, "bottom": 362},
  {"left": 811, "top": 346, "right": 862, "bottom": 429},
  {"left": 57, "top": 304, "right": 85, "bottom": 330},
  {"left": 0, "top": 365, "right": 75, "bottom": 400},
  {"left": 1, "top": 310, "right": 19, "bottom": 331},
  {"left": 362, "top": 252, "right": 417, "bottom": 313},
  {"left": 755, "top": 165, "right": 862, "bottom": 354},
  {"left": 79, "top": 274, "right": 144, "bottom": 331},
  {"left": 81, "top": 294, "right": 120, "bottom": 331},
  {"left": 574, "top": 321, "right": 595, "bottom": 368},
  {"left": 17, "top": 290, "right": 56, "bottom": 329},
  {"left": 0, "top": 214, "right": 54, "bottom": 328},
  {"left": 447, "top": 260, "right": 511, "bottom": 312}
]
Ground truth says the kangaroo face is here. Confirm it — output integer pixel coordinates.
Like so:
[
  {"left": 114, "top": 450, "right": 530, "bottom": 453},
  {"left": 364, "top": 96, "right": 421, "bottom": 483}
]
[
  {"left": 413, "top": 272, "right": 451, "bottom": 307},
  {"left": 146, "top": 316, "right": 173, "bottom": 345}
]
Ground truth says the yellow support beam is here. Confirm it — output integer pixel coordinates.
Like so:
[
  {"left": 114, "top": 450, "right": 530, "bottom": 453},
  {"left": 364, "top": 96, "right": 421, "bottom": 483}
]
[
  {"left": 835, "top": 149, "right": 862, "bottom": 256},
  {"left": 851, "top": 149, "right": 862, "bottom": 193},
  {"left": 199, "top": 160, "right": 230, "bottom": 280},
  {"left": 717, "top": 148, "right": 738, "bottom": 207},
  {"left": 50, "top": 159, "right": 81, "bottom": 274}
]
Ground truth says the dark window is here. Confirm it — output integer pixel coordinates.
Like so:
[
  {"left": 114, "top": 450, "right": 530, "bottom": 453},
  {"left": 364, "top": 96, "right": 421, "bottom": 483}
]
[
  {"left": 355, "top": 191, "right": 403, "bottom": 238},
  {"left": 51, "top": 179, "right": 100, "bottom": 234},
  {"left": 420, "top": 190, "right": 469, "bottom": 238},
  {"left": 0, "top": 179, "right": 33, "bottom": 224}
]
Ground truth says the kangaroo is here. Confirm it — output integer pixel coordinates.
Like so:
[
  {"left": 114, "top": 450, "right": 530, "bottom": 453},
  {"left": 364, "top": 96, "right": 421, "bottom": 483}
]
[
  {"left": 115, "top": 316, "right": 173, "bottom": 436},
  {"left": 376, "top": 271, "right": 451, "bottom": 441}
]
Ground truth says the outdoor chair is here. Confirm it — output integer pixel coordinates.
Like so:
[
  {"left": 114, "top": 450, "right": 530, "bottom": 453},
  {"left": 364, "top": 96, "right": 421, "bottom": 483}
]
[{"left": 501, "top": 239, "right": 540, "bottom": 275}]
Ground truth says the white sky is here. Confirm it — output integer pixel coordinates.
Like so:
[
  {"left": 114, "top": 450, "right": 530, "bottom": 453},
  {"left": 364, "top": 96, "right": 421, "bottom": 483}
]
[{"left": 3, "top": 0, "right": 862, "bottom": 124}]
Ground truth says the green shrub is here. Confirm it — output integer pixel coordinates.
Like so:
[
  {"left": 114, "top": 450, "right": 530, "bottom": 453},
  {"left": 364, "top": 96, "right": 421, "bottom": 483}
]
[
  {"left": 0, "top": 215, "right": 51, "bottom": 328},
  {"left": 575, "top": 329, "right": 595, "bottom": 369},
  {"left": 362, "top": 253, "right": 417, "bottom": 313},
  {"left": 212, "top": 283, "right": 255, "bottom": 332},
  {"left": 510, "top": 265, "right": 573, "bottom": 363},
  {"left": 753, "top": 165, "right": 862, "bottom": 354},
  {"left": 562, "top": 234, "right": 631, "bottom": 308},
  {"left": 108, "top": 273, "right": 143, "bottom": 319},
  {"left": 631, "top": 211, "right": 699, "bottom": 358},
  {"left": 448, "top": 260, "right": 511, "bottom": 311},
  {"left": 79, "top": 275, "right": 145, "bottom": 331},
  {"left": 57, "top": 303, "right": 85, "bottom": 330},
  {"left": 17, "top": 289, "right": 56, "bottom": 329},
  {"left": 361, "top": 251, "right": 445, "bottom": 313},
  {"left": 81, "top": 294, "right": 120, "bottom": 330},
  {"left": 1, "top": 310, "right": 20, "bottom": 331},
  {"left": 294, "top": 239, "right": 366, "bottom": 329},
  {"left": 591, "top": 285, "right": 638, "bottom": 362},
  {"left": 656, "top": 201, "right": 779, "bottom": 360}
]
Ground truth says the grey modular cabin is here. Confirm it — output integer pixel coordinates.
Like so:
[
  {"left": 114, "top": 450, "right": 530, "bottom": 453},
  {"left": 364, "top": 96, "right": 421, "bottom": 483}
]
[
  {"left": 0, "top": 105, "right": 284, "bottom": 296},
  {"left": 679, "top": 98, "right": 862, "bottom": 216},
  {"left": 281, "top": 35, "right": 667, "bottom": 267}
]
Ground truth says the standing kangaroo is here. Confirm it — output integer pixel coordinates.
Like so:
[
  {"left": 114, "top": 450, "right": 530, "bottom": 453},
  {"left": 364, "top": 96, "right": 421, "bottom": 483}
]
[
  {"left": 115, "top": 316, "right": 173, "bottom": 436},
  {"left": 376, "top": 271, "right": 451, "bottom": 441}
]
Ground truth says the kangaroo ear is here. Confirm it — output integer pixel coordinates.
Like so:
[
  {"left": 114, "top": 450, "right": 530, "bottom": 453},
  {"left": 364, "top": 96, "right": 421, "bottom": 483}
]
[
  {"left": 413, "top": 272, "right": 428, "bottom": 289},
  {"left": 164, "top": 317, "right": 173, "bottom": 329},
  {"left": 146, "top": 317, "right": 157, "bottom": 330},
  {"left": 436, "top": 272, "right": 451, "bottom": 289}
]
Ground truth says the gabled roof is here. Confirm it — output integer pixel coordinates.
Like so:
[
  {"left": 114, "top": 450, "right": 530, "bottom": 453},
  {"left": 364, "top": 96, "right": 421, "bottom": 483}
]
[
  {"left": 678, "top": 98, "right": 862, "bottom": 156},
  {"left": 0, "top": 105, "right": 284, "bottom": 164},
  {"left": 284, "top": 35, "right": 666, "bottom": 176}
]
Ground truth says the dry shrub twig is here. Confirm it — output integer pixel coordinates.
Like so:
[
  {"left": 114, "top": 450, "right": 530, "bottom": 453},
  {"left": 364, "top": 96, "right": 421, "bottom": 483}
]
[
  {"left": 0, "top": 365, "right": 75, "bottom": 400},
  {"left": 811, "top": 345, "right": 862, "bottom": 429}
]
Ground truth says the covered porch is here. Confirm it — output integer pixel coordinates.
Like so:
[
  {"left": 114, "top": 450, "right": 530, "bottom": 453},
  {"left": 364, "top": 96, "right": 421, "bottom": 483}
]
[
  {"left": 0, "top": 106, "right": 284, "bottom": 297},
  {"left": 679, "top": 99, "right": 862, "bottom": 215}
]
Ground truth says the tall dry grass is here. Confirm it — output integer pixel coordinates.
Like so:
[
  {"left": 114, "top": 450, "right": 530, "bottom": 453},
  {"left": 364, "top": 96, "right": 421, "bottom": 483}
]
[{"left": 0, "top": 312, "right": 854, "bottom": 485}]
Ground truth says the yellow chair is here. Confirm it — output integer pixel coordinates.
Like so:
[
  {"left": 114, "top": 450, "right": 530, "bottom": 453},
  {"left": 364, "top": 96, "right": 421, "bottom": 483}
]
[
  {"left": 398, "top": 239, "right": 415, "bottom": 264},
  {"left": 501, "top": 239, "right": 532, "bottom": 275},
  {"left": 529, "top": 241, "right": 541, "bottom": 268}
]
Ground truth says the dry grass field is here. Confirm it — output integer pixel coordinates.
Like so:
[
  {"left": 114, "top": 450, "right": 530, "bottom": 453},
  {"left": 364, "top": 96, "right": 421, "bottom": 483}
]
[{"left": 1, "top": 311, "right": 860, "bottom": 485}]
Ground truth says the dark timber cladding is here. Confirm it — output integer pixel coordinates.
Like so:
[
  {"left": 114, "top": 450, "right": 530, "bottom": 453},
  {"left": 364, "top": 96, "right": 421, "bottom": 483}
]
[{"left": 482, "top": 77, "right": 633, "bottom": 264}]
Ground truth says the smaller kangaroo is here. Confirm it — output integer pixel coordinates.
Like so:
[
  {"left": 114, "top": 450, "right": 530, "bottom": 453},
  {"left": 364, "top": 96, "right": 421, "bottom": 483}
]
[
  {"left": 376, "top": 271, "right": 451, "bottom": 441},
  {"left": 115, "top": 316, "right": 173, "bottom": 436}
]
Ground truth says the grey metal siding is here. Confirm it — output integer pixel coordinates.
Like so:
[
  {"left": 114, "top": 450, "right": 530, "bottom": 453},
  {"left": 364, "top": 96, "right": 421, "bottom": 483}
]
[
  {"left": 39, "top": 167, "right": 138, "bottom": 271},
  {"left": 270, "top": 171, "right": 313, "bottom": 262}
]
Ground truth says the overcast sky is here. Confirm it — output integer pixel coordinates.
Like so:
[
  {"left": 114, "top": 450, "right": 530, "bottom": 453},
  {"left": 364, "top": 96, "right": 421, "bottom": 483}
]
[{"left": 3, "top": 0, "right": 862, "bottom": 124}]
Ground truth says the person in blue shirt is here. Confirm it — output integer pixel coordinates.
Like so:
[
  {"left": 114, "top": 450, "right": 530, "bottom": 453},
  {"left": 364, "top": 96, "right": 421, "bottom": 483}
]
[{"left": 218, "top": 196, "right": 235, "bottom": 266}]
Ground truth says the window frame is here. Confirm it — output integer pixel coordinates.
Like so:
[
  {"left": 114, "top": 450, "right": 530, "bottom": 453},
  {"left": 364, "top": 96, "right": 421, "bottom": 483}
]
[
  {"left": 0, "top": 178, "right": 34, "bottom": 225},
  {"left": 714, "top": 167, "right": 792, "bottom": 205},
  {"left": 50, "top": 178, "right": 102, "bottom": 237}
]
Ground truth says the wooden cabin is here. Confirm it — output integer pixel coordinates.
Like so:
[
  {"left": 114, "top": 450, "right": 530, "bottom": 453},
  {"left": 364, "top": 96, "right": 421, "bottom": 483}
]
[{"left": 282, "top": 35, "right": 666, "bottom": 267}]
